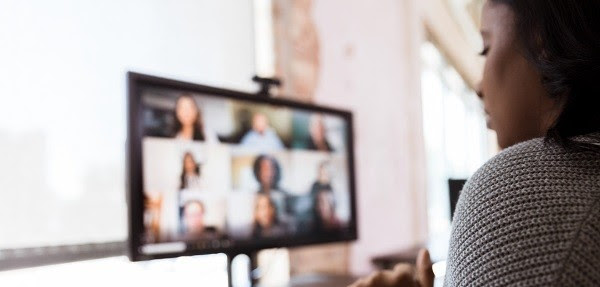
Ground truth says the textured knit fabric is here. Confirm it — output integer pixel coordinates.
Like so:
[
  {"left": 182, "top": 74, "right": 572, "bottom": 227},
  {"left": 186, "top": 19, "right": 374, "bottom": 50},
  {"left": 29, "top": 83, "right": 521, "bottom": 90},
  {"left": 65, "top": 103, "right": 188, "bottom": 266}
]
[{"left": 444, "top": 134, "right": 600, "bottom": 287}]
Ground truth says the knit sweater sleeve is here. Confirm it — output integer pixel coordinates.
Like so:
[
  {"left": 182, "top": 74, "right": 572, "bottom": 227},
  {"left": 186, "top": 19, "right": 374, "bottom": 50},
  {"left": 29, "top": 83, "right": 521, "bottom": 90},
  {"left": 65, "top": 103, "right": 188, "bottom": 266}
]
[
  {"left": 444, "top": 138, "right": 600, "bottom": 287},
  {"left": 556, "top": 197, "right": 600, "bottom": 286}
]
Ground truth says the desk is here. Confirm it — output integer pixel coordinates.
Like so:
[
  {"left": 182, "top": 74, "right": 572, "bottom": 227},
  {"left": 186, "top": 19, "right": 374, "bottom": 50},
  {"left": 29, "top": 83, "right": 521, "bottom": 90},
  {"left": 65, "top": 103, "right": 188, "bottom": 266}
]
[{"left": 257, "top": 274, "right": 358, "bottom": 287}]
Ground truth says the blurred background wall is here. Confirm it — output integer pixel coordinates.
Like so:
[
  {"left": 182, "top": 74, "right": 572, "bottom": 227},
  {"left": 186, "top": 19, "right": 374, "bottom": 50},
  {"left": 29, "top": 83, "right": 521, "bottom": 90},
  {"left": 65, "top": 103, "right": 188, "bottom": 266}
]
[{"left": 271, "top": 0, "right": 491, "bottom": 276}]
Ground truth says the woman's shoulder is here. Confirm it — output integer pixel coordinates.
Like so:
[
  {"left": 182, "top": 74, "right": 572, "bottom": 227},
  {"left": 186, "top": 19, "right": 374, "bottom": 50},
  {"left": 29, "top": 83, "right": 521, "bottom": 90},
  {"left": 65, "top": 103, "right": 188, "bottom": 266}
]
[
  {"left": 457, "top": 135, "right": 600, "bottom": 221},
  {"left": 446, "top": 135, "right": 600, "bottom": 286},
  {"left": 465, "top": 135, "right": 600, "bottom": 196}
]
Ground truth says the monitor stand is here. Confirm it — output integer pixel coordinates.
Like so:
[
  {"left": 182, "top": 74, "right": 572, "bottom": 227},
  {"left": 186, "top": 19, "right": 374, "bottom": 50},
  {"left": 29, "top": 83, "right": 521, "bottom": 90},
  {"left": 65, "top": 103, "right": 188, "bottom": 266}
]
[{"left": 227, "top": 251, "right": 259, "bottom": 287}]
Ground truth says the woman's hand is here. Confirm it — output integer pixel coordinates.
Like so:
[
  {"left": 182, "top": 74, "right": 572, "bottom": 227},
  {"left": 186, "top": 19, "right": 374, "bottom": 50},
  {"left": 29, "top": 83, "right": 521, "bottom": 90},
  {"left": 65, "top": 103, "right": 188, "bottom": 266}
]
[{"left": 349, "top": 249, "right": 434, "bottom": 287}]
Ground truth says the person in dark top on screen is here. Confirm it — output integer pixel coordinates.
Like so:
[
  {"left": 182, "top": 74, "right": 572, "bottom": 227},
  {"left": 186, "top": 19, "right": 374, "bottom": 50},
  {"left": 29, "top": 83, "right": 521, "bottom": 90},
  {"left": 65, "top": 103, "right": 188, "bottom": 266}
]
[
  {"left": 173, "top": 94, "right": 206, "bottom": 141},
  {"left": 253, "top": 155, "right": 288, "bottom": 219},
  {"left": 305, "top": 114, "right": 333, "bottom": 152},
  {"left": 313, "top": 189, "right": 342, "bottom": 234},
  {"left": 310, "top": 161, "right": 333, "bottom": 196},
  {"left": 251, "top": 193, "right": 288, "bottom": 239}
]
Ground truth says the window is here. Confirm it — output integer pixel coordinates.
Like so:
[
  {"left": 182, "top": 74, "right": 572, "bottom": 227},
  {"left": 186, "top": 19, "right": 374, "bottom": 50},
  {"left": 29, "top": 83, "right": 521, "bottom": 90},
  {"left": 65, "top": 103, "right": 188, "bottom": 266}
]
[{"left": 420, "top": 41, "right": 497, "bottom": 238}]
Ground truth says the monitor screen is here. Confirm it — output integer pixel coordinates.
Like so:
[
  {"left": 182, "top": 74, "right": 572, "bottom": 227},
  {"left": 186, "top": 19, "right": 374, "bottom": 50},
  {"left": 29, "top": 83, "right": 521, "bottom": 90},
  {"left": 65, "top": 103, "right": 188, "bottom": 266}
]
[{"left": 127, "top": 73, "right": 357, "bottom": 260}]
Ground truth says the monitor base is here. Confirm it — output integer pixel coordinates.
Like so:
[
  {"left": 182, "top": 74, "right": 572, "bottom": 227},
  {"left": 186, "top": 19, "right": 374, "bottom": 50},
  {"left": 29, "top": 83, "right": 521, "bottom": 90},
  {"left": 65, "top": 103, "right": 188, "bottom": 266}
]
[
  {"left": 285, "top": 273, "right": 358, "bottom": 287},
  {"left": 227, "top": 251, "right": 259, "bottom": 287}
]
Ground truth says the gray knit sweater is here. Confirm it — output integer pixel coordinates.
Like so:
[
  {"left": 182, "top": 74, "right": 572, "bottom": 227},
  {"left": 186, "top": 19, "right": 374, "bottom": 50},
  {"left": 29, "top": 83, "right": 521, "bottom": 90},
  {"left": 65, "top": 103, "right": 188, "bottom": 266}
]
[{"left": 445, "top": 134, "right": 600, "bottom": 286}]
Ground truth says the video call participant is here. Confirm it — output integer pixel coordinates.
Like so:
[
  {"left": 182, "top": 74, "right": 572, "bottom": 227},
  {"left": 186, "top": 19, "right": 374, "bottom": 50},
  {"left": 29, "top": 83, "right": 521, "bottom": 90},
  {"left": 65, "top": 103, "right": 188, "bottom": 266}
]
[
  {"left": 313, "top": 189, "right": 342, "bottom": 234},
  {"left": 180, "top": 200, "right": 220, "bottom": 240},
  {"left": 253, "top": 155, "right": 289, "bottom": 219},
  {"left": 179, "top": 152, "right": 203, "bottom": 190},
  {"left": 144, "top": 193, "right": 163, "bottom": 243},
  {"left": 306, "top": 114, "right": 333, "bottom": 152},
  {"left": 310, "top": 161, "right": 333, "bottom": 197},
  {"left": 240, "top": 113, "right": 284, "bottom": 151},
  {"left": 254, "top": 154, "right": 283, "bottom": 193},
  {"left": 252, "top": 193, "right": 289, "bottom": 239},
  {"left": 173, "top": 94, "right": 218, "bottom": 142}
]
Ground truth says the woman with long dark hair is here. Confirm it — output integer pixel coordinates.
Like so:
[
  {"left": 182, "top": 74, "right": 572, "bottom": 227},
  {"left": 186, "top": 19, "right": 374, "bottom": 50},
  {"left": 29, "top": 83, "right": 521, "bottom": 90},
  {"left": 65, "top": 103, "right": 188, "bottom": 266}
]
[
  {"left": 252, "top": 155, "right": 290, "bottom": 221},
  {"left": 351, "top": 1, "right": 600, "bottom": 286},
  {"left": 306, "top": 114, "right": 333, "bottom": 152},
  {"left": 179, "top": 152, "right": 202, "bottom": 190},
  {"left": 310, "top": 161, "right": 333, "bottom": 197},
  {"left": 251, "top": 193, "right": 288, "bottom": 238},
  {"left": 312, "top": 189, "right": 342, "bottom": 234},
  {"left": 173, "top": 94, "right": 206, "bottom": 141}
]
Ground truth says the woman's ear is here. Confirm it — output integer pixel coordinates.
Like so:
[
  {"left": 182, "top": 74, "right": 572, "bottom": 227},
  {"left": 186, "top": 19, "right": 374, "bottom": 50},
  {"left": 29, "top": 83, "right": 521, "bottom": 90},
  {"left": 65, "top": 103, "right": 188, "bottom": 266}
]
[{"left": 541, "top": 91, "right": 568, "bottom": 133}]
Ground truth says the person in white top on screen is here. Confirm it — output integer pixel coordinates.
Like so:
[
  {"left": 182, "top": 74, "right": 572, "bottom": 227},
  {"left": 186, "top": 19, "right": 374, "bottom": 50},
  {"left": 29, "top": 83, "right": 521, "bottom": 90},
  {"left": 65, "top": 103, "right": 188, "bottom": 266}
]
[
  {"left": 182, "top": 200, "right": 206, "bottom": 235},
  {"left": 180, "top": 200, "right": 220, "bottom": 240},
  {"left": 240, "top": 113, "right": 284, "bottom": 151},
  {"left": 179, "top": 152, "right": 204, "bottom": 191}
]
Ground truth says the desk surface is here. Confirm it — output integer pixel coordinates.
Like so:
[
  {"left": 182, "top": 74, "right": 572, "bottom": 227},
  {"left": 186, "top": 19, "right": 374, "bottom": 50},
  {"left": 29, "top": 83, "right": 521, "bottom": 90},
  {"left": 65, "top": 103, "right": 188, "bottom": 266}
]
[{"left": 257, "top": 274, "right": 357, "bottom": 287}]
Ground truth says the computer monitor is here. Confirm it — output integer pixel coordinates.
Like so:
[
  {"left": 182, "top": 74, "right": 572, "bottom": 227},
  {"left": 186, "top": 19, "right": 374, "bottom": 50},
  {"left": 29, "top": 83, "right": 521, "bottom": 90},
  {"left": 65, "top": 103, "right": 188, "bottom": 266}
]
[
  {"left": 448, "top": 179, "right": 466, "bottom": 221},
  {"left": 127, "top": 72, "right": 357, "bottom": 261}
]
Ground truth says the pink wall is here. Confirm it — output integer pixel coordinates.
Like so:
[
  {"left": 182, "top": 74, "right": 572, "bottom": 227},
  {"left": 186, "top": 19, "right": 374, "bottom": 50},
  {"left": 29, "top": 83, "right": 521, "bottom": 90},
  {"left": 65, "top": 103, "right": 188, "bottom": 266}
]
[{"left": 311, "top": 0, "right": 429, "bottom": 275}]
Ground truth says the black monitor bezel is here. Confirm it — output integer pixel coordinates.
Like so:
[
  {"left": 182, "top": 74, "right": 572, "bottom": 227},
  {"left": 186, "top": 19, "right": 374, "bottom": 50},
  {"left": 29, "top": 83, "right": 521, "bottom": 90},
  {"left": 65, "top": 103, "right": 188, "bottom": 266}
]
[{"left": 127, "top": 72, "right": 358, "bottom": 261}]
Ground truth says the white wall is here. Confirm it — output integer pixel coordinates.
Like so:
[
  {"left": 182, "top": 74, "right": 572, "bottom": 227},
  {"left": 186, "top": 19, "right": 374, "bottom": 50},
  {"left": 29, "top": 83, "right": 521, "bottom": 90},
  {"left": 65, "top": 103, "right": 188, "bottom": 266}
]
[
  {"left": 311, "top": 0, "right": 429, "bottom": 274},
  {"left": 0, "top": 0, "right": 255, "bottom": 249}
]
